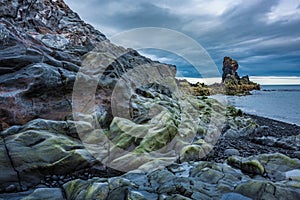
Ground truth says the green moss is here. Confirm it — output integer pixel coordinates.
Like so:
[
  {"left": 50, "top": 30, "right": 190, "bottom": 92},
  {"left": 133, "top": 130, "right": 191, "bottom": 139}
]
[
  {"left": 180, "top": 143, "right": 212, "bottom": 162},
  {"left": 226, "top": 106, "right": 243, "bottom": 117},
  {"left": 234, "top": 180, "right": 267, "bottom": 198},
  {"left": 85, "top": 183, "right": 109, "bottom": 200},
  {"left": 135, "top": 122, "right": 178, "bottom": 153},
  {"left": 197, "top": 126, "right": 206, "bottom": 135},
  {"left": 111, "top": 133, "right": 135, "bottom": 150},
  {"left": 241, "top": 159, "right": 265, "bottom": 175},
  {"left": 227, "top": 156, "right": 241, "bottom": 168}
]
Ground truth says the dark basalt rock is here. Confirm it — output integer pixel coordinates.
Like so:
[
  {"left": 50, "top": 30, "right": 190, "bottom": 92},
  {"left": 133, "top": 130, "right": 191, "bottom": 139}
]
[
  {"left": 220, "top": 56, "right": 260, "bottom": 95},
  {"left": 0, "top": 63, "right": 75, "bottom": 126},
  {"left": 0, "top": 0, "right": 173, "bottom": 128}
]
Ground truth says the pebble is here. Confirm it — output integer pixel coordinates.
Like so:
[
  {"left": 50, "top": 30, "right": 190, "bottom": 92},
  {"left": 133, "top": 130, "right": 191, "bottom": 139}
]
[
  {"left": 5, "top": 184, "right": 16, "bottom": 193},
  {"left": 221, "top": 192, "right": 251, "bottom": 200},
  {"left": 21, "top": 185, "right": 28, "bottom": 191},
  {"left": 224, "top": 148, "right": 240, "bottom": 156},
  {"left": 293, "top": 151, "right": 300, "bottom": 159},
  {"left": 223, "top": 129, "right": 239, "bottom": 138},
  {"left": 52, "top": 175, "right": 58, "bottom": 181},
  {"left": 255, "top": 126, "right": 270, "bottom": 135}
]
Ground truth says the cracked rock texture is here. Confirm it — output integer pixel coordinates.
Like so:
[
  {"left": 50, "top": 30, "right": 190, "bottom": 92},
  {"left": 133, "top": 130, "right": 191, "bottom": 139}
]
[{"left": 0, "top": 0, "right": 300, "bottom": 199}]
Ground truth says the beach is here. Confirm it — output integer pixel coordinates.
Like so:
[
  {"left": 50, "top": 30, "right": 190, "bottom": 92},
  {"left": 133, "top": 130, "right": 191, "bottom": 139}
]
[{"left": 204, "top": 113, "right": 300, "bottom": 163}]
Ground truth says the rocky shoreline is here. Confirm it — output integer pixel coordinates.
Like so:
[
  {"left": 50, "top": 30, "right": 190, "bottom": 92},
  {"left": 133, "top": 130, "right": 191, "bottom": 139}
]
[
  {"left": 203, "top": 113, "right": 300, "bottom": 163},
  {"left": 0, "top": 112, "right": 299, "bottom": 199},
  {"left": 0, "top": 0, "right": 299, "bottom": 199}
]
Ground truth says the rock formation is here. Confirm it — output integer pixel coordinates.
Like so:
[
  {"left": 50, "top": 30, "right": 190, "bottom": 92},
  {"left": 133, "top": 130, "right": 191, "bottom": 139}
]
[
  {"left": 220, "top": 56, "right": 260, "bottom": 95},
  {"left": 0, "top": 0, "right": 299, "bottom": 199},
  {"left": 222, "top": 56, "right": 239, "bottom": 83},
  {"left": 180, "top": 56, "right": 260, "bottom": 96}
]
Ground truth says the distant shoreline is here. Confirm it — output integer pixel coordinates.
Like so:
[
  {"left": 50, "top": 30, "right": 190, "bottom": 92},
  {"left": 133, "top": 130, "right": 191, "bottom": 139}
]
[
  {"left": 176, "top": 76, "right": 300, "bottom": 85},
  {"left": 210, "top": 85, "right": 300, "bottom": 126}
]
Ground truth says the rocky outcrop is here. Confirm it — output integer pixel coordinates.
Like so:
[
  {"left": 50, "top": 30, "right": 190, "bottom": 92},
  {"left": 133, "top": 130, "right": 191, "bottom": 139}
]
[
  {"left": 0, "top": 0, "right": 299, "bottom": 199},
  {"left": 0, "top": 0, "right": 157, "bottom": 128},
  {"left": 0, "top": 119, "right": 110, "bottom": 192},
  {"left": 222, "top": 56, "right": 239, "bottom": 82},
  {"left": 219, "top": 56, "right": 260, "bottom": 95},
  {"left": 179, "top": 56, "right": 260, "bottom": 96}
]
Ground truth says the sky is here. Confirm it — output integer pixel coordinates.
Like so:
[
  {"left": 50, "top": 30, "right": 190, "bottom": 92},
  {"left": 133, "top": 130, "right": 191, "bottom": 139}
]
[{"left": 64, "top": 0, "right": 300, "bottom": 80}]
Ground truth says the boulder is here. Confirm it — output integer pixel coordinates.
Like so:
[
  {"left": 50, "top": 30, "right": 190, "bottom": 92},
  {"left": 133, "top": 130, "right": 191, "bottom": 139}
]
[
  {"left": 0, "top": 119, "right": 103, "bottom": 190},
  {"left": 0, "top": 64, "right": 75, "bottom": 127}
]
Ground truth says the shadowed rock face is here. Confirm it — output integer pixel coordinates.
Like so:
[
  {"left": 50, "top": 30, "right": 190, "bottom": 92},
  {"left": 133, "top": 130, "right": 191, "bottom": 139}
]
[
  {"left": 0, "top": 0, "right": 173, "bottom": 128},
  {"left": 0, "top": 0, "right": 105, "bottom": 75}
]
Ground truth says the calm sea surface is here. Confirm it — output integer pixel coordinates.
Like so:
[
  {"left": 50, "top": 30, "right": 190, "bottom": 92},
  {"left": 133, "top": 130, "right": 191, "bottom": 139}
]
[{"left": 211, "top": 85, "right": 300, "bottom": 125}]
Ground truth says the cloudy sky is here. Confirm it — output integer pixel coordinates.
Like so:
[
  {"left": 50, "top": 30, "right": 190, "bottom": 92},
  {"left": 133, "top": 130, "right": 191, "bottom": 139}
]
[{"left": 65, "top": 0, "right": 300, "bottom": 78}]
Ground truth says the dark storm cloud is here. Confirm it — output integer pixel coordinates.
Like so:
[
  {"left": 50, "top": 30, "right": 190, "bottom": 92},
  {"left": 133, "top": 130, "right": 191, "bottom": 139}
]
[{"left": 64, "top": 0, "right": 300, "bottom": 77}]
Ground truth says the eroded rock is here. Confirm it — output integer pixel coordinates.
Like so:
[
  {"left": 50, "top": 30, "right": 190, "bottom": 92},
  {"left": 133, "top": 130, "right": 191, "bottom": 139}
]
[{"left": 0, "top": 119, "right": 104, "bottom": 190}]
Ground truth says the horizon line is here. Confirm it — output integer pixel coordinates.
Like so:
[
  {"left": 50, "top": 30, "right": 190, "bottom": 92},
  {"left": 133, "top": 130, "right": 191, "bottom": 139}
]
[{"left": 176, "top": 76, "right": 300, "bottom": 85}]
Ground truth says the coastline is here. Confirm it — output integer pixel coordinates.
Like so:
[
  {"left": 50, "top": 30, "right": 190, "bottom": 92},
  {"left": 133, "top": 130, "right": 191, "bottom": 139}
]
[
  {"left": 203, "top": 113, "right": 300, "bottom": 163},
  {"left": 210, "top": 84, "right": 300, "bottom": 126},
  {"left": 0, "top": 1, "right": 299, "bottom": 199}
]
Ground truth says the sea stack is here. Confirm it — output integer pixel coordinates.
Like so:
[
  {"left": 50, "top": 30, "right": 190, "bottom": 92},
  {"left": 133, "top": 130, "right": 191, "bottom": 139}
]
[{"left": 220, "top": 56, "right": 260, "bottom": 95}]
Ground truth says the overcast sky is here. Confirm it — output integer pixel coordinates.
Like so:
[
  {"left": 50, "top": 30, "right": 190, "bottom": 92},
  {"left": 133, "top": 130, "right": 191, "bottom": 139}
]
[{"left": 65, "top": 0, "right": 300, "bottom": 78}]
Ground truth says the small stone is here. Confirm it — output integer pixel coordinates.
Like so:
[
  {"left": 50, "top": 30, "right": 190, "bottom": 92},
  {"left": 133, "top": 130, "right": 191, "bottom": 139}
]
[
  {"left": 52, "top": 175, "right": 58, "bottom": 181},
  {"left": 224, "top": 148, "right": 240, "bottom": 156},
  {"left": 45, "top": 175, "right": 51, "bottom": 179},
  {"left": 221, "top": 192, "right": 251, "bottom": 200},
  {"left": 255, "top": 125, "right": 270, "bottom": 135},
  {"left": 223, "top": 129, "right": 239, "bottom": 138},
  {"left": 51, "top": 181, "right": 58, "bottom": 187},
  {"left": 5, "top": 184, "right": 16, "bottom": 193},
  {"left": 45, "top": 176, "right": 51, "bottom": 182},
  {"left": 294, "top": 151, "right": 300, "bottom": 159},
  {"left": 21, "top": 185, "right": 28, "bottom": 191}
]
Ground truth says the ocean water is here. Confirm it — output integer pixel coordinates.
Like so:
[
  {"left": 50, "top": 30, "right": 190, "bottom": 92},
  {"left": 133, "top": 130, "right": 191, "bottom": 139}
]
[{"left": 211, "top": 85, "right": 300, "bottom": 125}]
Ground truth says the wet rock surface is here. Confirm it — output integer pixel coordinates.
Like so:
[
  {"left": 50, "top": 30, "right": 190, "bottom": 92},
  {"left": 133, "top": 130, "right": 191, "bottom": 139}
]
[{"left": 0, "top": 0, "right": 299, "bottom": 199}]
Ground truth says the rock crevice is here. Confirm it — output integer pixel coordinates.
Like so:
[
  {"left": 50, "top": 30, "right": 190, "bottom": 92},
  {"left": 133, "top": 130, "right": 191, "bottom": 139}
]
[{"left": 1, "top": 136, "right": 22, "bottom": 192}]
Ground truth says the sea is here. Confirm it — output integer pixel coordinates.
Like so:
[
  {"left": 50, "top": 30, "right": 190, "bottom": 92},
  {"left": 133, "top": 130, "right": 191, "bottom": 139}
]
[{"left": 211, "top": 85, "right": 300, "bottom": 126}]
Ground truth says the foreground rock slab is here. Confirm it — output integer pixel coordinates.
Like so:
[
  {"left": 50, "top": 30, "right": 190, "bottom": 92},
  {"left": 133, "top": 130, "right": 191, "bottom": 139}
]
[{"left": 41, "top": 154, "right": 300, "bottom": 199}]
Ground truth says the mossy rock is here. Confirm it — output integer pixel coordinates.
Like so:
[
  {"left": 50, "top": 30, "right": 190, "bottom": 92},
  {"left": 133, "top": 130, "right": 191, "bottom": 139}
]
[
  {"left": 196, "top": 126, "right": 206, "bottom": 135},
  {"left": 63, "top": 178, "right": 109, "bottom": 200},
  {"left": 180, "top": 144, "right": 212, "bottom": 162},
  {"left": 226, "top": 106, "right": 243, "bottom": 117},
  {"left": 228, "top": 156, "right": 265, "bottom": 175},
  {"left": 241, "top": 159, "right": 265, "bottom": 175},
  {"left": 227, "top": 156, "right": 242, "bottom": 168}
]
